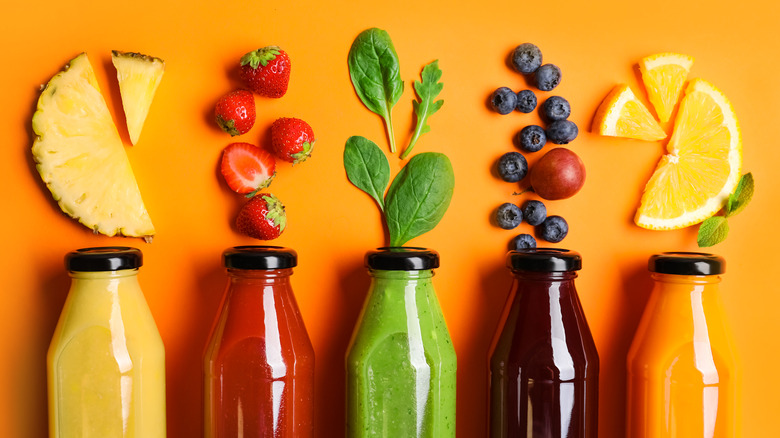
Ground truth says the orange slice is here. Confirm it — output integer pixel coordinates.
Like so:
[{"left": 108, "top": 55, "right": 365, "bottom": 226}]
[
  {"left": 639, "top": 52, "right": 694, "bottom": 123},
  {"left": 592, "top": 84, "right": 667, "bottom": 141},
  {"left": 635, "top": 79, "right": 742, "bottom": 230}
]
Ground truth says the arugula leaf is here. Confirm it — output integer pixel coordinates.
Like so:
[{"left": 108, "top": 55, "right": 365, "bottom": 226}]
[
  {"left": 401, "top": 60, "right": 444, "bottom": 160},
  {"left": 343, "top": 136, "right": 390, "bottom": 211},
  {"left": 726, "top": 172, "right": 754, "bottom": 217},
  {"left": 348, "top": 28, "right": 404, "bottom": 153},
  {"left": 697, "top": 216, "right": 730, "bottom": 247},
  {"left": 385, "top": 153, "right": 455, "bottom": 246}
]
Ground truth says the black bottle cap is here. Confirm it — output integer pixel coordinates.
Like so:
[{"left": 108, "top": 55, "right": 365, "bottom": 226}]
[
  {"left": 366, "top": 247, "right": 440, "bottom": 271},
  {"left": 507, "top": 248, "right": 582, "bottom": 272},
  {"left": 66, "top": 247, "right": 143, "bottom": 272},
  {"left": 649, "top": 252, "right": 725, "bottom": 275},
  {"left": 223, "top": 246, "right": 297, "bottom": 270}
]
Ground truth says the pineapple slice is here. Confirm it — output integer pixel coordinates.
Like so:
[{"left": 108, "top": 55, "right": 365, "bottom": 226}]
[
  {"left": 32, "top": 53, "right": 155, "bottom": 239},
  {"left": 111, "top": 50, "right": 165, "bottom": 145}
]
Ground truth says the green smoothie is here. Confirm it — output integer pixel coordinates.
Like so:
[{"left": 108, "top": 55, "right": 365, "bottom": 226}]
[{"left": 347, "top": 263, "right": 457, "bottom": 438}]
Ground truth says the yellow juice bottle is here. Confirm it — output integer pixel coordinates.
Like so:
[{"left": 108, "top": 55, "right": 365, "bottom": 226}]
[
  {"left": 627, "top": 252, "right": 740, "bottom": 438},
  {"left": 47, "top": 247, "right": 166, "bottom": 438}
]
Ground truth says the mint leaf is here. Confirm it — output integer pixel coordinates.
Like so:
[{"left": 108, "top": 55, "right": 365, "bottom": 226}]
[
  {"left": 348, "top": 28, "right": 404, "bottom": 153},
  {"left": 726, "top": 172, "right": 754, "bottom": 217},
  {"left": 401, "top": 60, "right": 444, "bottom": 160},
  {"left": 697, "top": 216, "right": 730, "bottom": 247},
  {"left": 385, "top": 153, "right": 455, "bottom": 246},
  {"left": 344, "top": 136, "right": 390, "bottom": 211}
]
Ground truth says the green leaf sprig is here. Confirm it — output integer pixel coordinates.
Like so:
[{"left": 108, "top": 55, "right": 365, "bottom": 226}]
[
  {"left": 697, "top": 173, "right": 754, "bottom": 247},
  {"left": 344, "top": 137, "right": 454, "bottom": 247},
  {"left": 345, "top": 28, "right": 453, "bottom": 247},
  {"left": 401, "top": 60, "right": 444, "bottom": 160},
  {"left": 348, "top": 28, "right": 444, "bottom": 158}
]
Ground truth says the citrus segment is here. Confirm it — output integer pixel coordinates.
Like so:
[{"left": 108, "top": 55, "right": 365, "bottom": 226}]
[
  {"left": 592, "top": 84, "right": 667, "bottom": 141},
  {"left": 639, "top": 52, "right": 694, "bottom": 123},
  {"left": 635, "top": 79, "right": 741, "bottom": 230},
  {"left": 32, "top": 53, "right": 155, "bottom": 238}
]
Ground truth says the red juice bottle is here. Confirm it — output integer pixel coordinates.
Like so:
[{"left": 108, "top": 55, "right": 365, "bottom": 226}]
[
  {"left": 204, "top": 246, "right": 314, "bottom": 438},
  {"left": 489, "top": 249, "right": 599, "bottom": 437}
]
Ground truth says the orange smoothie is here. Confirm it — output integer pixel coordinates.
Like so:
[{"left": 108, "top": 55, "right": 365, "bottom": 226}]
[
  {"left": 47, "top": 247, "right": 166, "bottom": 438},
  {"left": 627, "top": 252, "right": 739, "bottom": 438}
]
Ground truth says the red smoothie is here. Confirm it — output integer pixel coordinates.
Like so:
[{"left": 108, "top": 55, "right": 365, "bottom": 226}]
[{"left": 204, "top": 246, "right": 314, "bottom": 438}]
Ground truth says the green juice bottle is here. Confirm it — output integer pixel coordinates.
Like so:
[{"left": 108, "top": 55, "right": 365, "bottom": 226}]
[{"left": 346, "top": 247, "right": 457, "bottom": 437}]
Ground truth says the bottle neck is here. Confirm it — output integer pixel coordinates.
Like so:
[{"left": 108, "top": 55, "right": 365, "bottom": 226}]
[
  {"left": 651, "top": 272, "right": 721, "bottom": 286},
  {"left": 227, "top": 268, "right": 293, "bottom": 286},
  {"left": 368, "top": 269, "right": 434, "bottom": 281},
  {"left": 511, "top": 270, "right": 578, "bottom": 283},
  {"left": 69, "top": 268, "right": 139, "bottom": 280}
]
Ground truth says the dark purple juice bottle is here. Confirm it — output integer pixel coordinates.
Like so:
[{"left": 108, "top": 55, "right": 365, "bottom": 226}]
[{"left": 489, "top": 249, "right": 599, "bottom": 438}]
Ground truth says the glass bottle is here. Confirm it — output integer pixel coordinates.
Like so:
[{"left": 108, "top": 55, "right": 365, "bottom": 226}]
[
  {"left": 346, "top": 247, "right": 457, "bottom": 437},
  {"left": 204, "top": 246, "right": 314, "bottom": 438},
  {"left": 47, "top": 246, "right": 166, "bottom": 438},
  {"left": 489, "top": 248, "right": 599, "bottom": 438},
  {"left": 627, "top": 252, "right": 739, "bottom": 437}
]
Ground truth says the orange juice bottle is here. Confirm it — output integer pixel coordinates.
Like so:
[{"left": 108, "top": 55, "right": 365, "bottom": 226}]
[{"left": 627, "top": 252, "right": 740, "bottom": 437}]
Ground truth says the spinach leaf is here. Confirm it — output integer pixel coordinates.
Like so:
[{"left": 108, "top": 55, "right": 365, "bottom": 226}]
[
  {"left": 348, "top": 28, "right": 404, "bottom": 153},
  {"left": 385, "top": 152, "right": 454, "bottom": 246},
  {"left": 401, "top": 60, "right": 444, "bottom": 160},
  {"left": 344, "top": 136, "right": 390, "bottom": 211}
]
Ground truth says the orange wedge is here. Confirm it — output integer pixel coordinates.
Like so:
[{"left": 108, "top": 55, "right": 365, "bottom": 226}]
[
  {"left": 592, "top": 84, "right": 667, "bottom": 141},
  {"left": 635, "top": 79, "right": 742, "bottom": 230},
  {"left": 639, "top": 52, "right": 694, "bottom": 123}
]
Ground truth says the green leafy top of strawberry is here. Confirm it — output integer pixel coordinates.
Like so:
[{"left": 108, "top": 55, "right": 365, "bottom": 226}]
[
  {"left": 216, "top": 115, "right": 241, "bottom": 136},
  {"left": 240, "top": 46, "right": 282, "bottom": 69},
  {"left": 291, "top": 141, "right": 313, "bottom": 164},
  {"left": 262, "top": 194, "right": 286, "bottom": 232}
]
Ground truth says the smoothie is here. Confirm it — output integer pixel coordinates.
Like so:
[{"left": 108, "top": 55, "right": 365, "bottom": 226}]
[
  {"left": 627, "top": 253, "right": 739, "bottom": 437},
  {"left": 346, "top": 248, "right": 456, "bottom": 437},
  {"left": 47, "top": 247, "right": 166, "bottom": 438},
  {"left": 489, "top": 249, "right": 599, "bottom": 438},
  {"left": 204, "top": 246, "right": 314, "bottom": 438}
]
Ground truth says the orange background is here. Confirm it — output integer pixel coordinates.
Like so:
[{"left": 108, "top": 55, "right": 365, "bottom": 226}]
[{"left": 1, "top": 0, "right": 778, "bottom": 436}]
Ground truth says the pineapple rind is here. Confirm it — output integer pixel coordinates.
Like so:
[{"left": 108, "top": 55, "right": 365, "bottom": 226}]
[
  {"left": 31, "top": 53, "right": 155, "bottom": 238},
  {"left": 111, "top": 50, "right": 165, "bottom": 145}
]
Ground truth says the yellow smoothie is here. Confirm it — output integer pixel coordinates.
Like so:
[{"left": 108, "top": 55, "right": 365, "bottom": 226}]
[
  {"left": 48, "top": 248, "right": 166, "bottom": 438},
  {"left": 627, "top": 253, "right": 739, "bottom": 438}
]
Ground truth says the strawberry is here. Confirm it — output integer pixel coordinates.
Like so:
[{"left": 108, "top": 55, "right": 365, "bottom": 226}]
[
  {"left": 220, "top": 143, "right": 276, "bottom": 195},
  {"left": 215, "top": 90, "right": 255, "bottom": 136},
  {"left": 235, "top": 193, "right": 286, "bottom": 240},
  {"left": 239, "top": 46, "right": 291, "bottom": 98},
  {"left": 270, "top": 117, "right": 315, "bottom": 164}
]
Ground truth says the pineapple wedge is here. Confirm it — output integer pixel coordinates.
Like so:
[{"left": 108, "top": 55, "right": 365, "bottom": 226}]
[
  {"left": 32, "top": 53, "right": 155, "bottom": 239},
  {"left": 111, "top": 50, "right": 165, "bottom": 145}
]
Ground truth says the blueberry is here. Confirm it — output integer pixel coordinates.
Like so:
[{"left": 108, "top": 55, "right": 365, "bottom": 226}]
[
  {"left": 546, "top": 120, "right": 578, "bottom": 144},
  {"left": 510, "top": 234, "right": 537, "bottom": 250},
  {"left": 497, "top": 152, "right": 528, "bottom": 182},
  {"left": 516, "top": 125, "right": 547, "bottom": 153},
  {"left": 515, "top": 89, "right": 537, "bottom": 113},
  {"left": 522, "top": 200, "right": 547, "bottom": 226},
  {"left": 541, "top": 96, "right": 571, "bottom": 121},
  {"left": 496, "top": 203, "right": 523, "bottom": 229},
  {"left": 490, "top": 87, "right": 517, "bottom": 115},
  {"left": 538, "top": 215, "right": 568, "bottom": 243},
  {"left": 511, "top": 43, "right": 543, "bottom": 74},
  {"left": 535, "top": 64, "right": 561, "bottom": 91}
]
